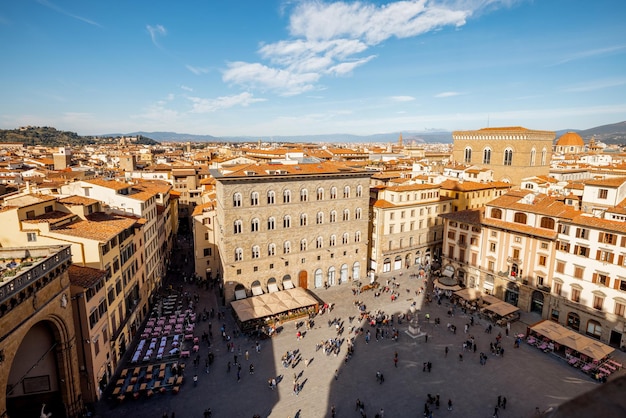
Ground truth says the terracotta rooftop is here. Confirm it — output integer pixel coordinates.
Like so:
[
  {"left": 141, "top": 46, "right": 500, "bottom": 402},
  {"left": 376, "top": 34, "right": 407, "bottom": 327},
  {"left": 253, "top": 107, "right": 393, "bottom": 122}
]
[
  {"left": 584, "top": 177, "right": 626, "bottom": 188},
  {"left": 439, "top": 208, "right": 483, "bottom": 225},
  {"left": 85, "top": 178, "right": 132, "bottom": 191},
  {"left": 487, "top": 191, "right": 578, "bottom": 219},
  {"left": 220, "top": 161, "right": 369, "bottom": 177},
  {"left": 58, "top": 196, "right": 100, "bottom": 206},
  {"left": 69, "top": 264, "right": 107, "bottom": 288},
  {"left": 439, "top": 179, "right": 512, "bottom": 192},
  {"left": 53, "top": 212, "right": 137, "bottom": 242},
  {"left": 569, "top": 214, "right": 626, "bottom": 234}
]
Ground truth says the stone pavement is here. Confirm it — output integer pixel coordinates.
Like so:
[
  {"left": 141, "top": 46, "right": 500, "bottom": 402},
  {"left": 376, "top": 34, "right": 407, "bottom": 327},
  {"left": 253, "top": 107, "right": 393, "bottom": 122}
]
[{"left": 95, "top": 265, "right": 626, "bottom": 418}]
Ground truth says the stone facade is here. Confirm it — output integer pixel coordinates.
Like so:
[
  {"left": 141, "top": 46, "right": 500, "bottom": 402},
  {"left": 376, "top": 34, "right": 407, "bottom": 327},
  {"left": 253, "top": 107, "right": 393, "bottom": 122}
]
[
  {"left": 452, "top": 127, "right": 555, "bottom": 185},
  {"left": 214, "top": 162, "right": 371, "bottom": 302}
]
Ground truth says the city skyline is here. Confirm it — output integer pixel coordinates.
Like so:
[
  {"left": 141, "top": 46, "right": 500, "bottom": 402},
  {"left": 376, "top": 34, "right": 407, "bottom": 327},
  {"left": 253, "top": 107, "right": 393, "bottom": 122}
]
[{"left": 1, "top": 0, "right": 625, "bottom": 137}]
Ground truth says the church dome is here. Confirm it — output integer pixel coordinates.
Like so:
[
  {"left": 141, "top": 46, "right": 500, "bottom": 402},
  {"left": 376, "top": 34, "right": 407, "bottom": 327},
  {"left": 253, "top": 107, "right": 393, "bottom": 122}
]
[{"left": 556, "top": 132, "right": 584, "bottom": 146}]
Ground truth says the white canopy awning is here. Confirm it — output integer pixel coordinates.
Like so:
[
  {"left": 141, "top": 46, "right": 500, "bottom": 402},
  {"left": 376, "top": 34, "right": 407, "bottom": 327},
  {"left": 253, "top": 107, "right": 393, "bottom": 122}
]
[
  {"left": 251, "top": 285, "right": 264, "bottom": 296},
  {"left": 268, "top": 283, "right": 280, "bottom": 293},
  {"left": 234, "top": 289, "right": 247, "bottom": 300}
]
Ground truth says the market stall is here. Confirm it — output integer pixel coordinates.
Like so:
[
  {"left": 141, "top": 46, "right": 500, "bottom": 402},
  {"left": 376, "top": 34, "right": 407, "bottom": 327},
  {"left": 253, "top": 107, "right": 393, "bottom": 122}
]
[{"left": 481, "top": 301, "right": 520, "bottom": 325}]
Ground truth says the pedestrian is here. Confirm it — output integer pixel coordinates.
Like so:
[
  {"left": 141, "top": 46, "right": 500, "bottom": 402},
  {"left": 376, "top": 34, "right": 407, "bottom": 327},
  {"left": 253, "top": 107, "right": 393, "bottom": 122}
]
[
  {"left": 493, "top": 406, "right": 499, "bottom": 418},
  {"left": 445, "top": 346, "right": 449, "bottom": 357},
  {"left": 394, "top": 352, "right": 398, "bottom": 368},
  {"left": 245, "top": 350, "right": 249, "bottom": 361},
  {"left": 379, "top": 407, "right": 385, "bottom": 417},
  {"left": 227, "top": 361, "right": 231, "bottom": 373},
  {"left": 497, "top": 395, "right": 501, "bottom": 407},
  {"left": 334, "top": 369, "right": 339, "bottom": 380},
  {"left": 425, "top": 333, "right": 428, "bottom": 343},
  {"left": 355, "top": 398, "right": 361, "bottom": 411},
  {"left": 502, "top": 397, "right": 507, "bottom": 409},
  {"left": 331, "top": 405, "right": 336, "bottom": 418},
  {"left": 427, "top": 361, "right": 432, "bottom": 372},
  {"left": 304, "top": 358, "right": 309, "bottom": 368},
  {"left": 448, "top": 399, "right": 453, "bottom": 411},
  {"left": 459, "top": 353, "right": 463, "bottom": 361},
  {"left": 249, "top": 364, "right": 254, "bottom": 374},
  {"left": 193, "top": 374, "right": 198, "bottom": 387}
]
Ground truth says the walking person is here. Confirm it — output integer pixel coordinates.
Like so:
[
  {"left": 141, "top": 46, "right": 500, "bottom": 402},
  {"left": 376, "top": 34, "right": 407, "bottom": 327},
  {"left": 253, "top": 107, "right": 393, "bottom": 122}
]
[
  {"left": 502, "top": 397, "right": 507, "bottom": 409},
  {"left": 448, "top": 399, "right": 453, "bottom": 411},
  {"left": 497, "top": 395, "right": 501, "bottom": 407},
  {"left": 394, "top": 352, "right": 398, "bottom": 368}
]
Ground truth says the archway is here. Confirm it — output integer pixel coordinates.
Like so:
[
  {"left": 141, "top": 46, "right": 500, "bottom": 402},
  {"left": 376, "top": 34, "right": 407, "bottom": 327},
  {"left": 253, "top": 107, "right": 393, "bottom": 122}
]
[
  {"left": 314, "top": 269, "right": 323, "bottom": 288},
  {"left": 393, "top": 256, "right": 402, "bottom": 271},
  {"left": 328, "top": 266, "right": 336, "bottom": 286},
  {"left": 383, "top": 258, "right": 391, "bottom": 273},
  {"left": 234, "top": 283, "right": 247, "bottom": 300},
  {"left": 531, "top": 290, "right": 544, "bottom": 314},
  {"left": 251, "top": 280, "right": 263, "bottom": 296},
  {"left": 352, "top": 262, "right": 361, "bottom": 281},
  {"left": 340, "top": 264, "right": 348, "bottom": 283},
  {"left": 505, "top": 282, "right": 519, "bottom": 306},
  {"left": 405, "top": 254, "right": 411, "bottom": 269},
  {"left": 415, "top": 250, "right": 421, "bottom": 266},
  {"left": 567, "top": 312, "right": 580, "bottom": 331},
  {"left": 6, "top": 322, "right": 65, "bottom": 418},
  {"left": 267, "top": 277, "right": 279, "bottom": 293}
]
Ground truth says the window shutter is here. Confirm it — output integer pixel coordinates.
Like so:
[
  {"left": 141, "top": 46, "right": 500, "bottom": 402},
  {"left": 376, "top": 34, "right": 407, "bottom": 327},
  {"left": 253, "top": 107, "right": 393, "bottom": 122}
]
[
  {"left": 622, "top": 236, "right": 626, "bottom": 247},
  {"left": 598, "top": 232, "right": 604, "bottom": 243},
  {"left": 614, "top": 279, "right": 620, "bottom": 290},
  {"left": 574, "top": 245, "right": 579, "bottom": 255},
  {"left": 592, "top": 273, "right": 598, "bottom": 283},
  {"left": 611, "top": 234, "right": 617, "bottom": 245},
  {"left": 595, "top": 250, "right": 601, "bottom": 261},
  {"left": 619, "top": 255, "right": 624, "bottom": 266},
  {"left": 608, "top": 253, "right": 615, "bottom": 264}
]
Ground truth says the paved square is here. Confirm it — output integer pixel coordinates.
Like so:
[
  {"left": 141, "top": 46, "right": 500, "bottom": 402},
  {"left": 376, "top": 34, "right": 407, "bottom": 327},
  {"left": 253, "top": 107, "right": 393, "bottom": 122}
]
[{"left": 97, "top": 269, "right": 624, "bottom": 418}]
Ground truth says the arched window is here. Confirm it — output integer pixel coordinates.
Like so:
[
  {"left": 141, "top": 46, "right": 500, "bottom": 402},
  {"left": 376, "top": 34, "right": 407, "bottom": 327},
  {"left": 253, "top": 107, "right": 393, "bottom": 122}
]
[
  {"left": 250, "top": 192, "right": 259, "bottom": 206},
  {"left": 355, "top": 208, "right": 362, "bottom": 220},
  {"left": 317, "top": 236, "right": 324, "bottom": 248},
  {"left": 342, "top": 233, "right": 349, "bottom": 244},
  {"left": 513, "top": 212, "right": 527, "bottom": 224},
  {"left": 329, "top": 235, "right": 336, "bottom": 246},
  {"left": 251, "top": 218, "right": 259, "bottom": 232},
  {"left": 330, "top": 187, "right": 337, "bottom": 199},
  {"left": 283, "top": 189, "right": 291, "bottom": 203},
  {"left": 483, "top": 148, "right": 491, "bottom": 164},
  {"left": 283, "top": 241, "right": 291, "bottom": 254},
  {"left": 330, "top": 211, "right": 337, "bottom": 223},
  {"left": 328, "top": 266, "right": 336, "bottom": 285},
  {"left": 541, "top": 148, "right": 547, "bottom": 166},
  {"left": 490, "top": 208, "right": 502, "bottom": 219},
  {"left": 356, "top": 185, "right": 363, "bottom": 197},
  {"left": 567, "top": 312, "right": 580, "bottom": 331},
  {"left": 343, "top": 209, "right": 349, "bottom": 221},
  {"left": 300, "top": 239, "right": 307, "bottom": 251},
  {"left": 316, "top": 212, "right": 324, "bottom": 224},
  {"left": 234, "top": 248, "right": 243, "bottom": 261},
  {"left": 233, "top": 193, "right": 242, "bottom": 207},
  {"left": 300, "top": 213, "right": 307, "bottom": 226},
  {"left": 283, "top": 215, "right": 291, "bottom": 228},
  {"left": 268, "top": 243, "right": 276, "bottom": 256},
  {"left": 267, "top": 217, "right": 275, "bottom": 230},
  {"left": 233, "top": 220, "right": 242, "bottom": 234},
  {"left": 314, "top": 269, "right": 323, "bottom": 288},
  {"left": 300, "top": 189, "right": 308, "bottom": 202},
  {"left": 343, "top": 186, "right": 350, "bottom": 198},
  {"left": 464, "top": 146, "right": 472, "bottom": 164},
  {"left": 355, "top": 231, "right": 361, "bottom": 242},
  {"left": 267, "top": 190, "right": 275, "bottom": 204},
  {"left": 316, "top": 188, "right": 324, "bottom": 200},
  {"left": 540, "top": 217, "right": 555, "bottom": 230},
  {"left": 251, "top": 245, "right": 260, "bottom": 259},
  {"left": 530, "top": 148, "right": 536, "bottom": 166},
  {"left": 504, "top": 148, "right": 513, "bottom": 166}
]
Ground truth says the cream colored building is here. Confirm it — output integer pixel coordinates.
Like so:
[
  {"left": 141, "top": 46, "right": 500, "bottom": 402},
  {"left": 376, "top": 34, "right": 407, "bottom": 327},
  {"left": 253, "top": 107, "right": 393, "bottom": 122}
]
[
  {"left": 213, "top": 161, "right": 371, "bottom": 302},
  {"left": 370, "top": 183, "right": 452, "bottom": 275},
  {"left": 452, "top": 126, "right": 555, "bottom": 185}
]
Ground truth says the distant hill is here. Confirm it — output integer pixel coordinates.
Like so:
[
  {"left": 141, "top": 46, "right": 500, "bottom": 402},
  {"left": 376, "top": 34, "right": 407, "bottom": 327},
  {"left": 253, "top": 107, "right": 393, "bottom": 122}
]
[
  {"left": 104, "top": 130, "right": 453, "bottom": 144},
  {"left": 576, "top": 121, "right": 626, "bottom": 144},
  {"left": 0, "top": 127, "right": 158, "bottom": 146}
]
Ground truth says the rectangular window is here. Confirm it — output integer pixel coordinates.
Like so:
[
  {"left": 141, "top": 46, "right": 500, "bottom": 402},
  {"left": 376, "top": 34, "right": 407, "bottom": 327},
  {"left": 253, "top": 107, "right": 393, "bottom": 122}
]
[
  {"left": 513, "top": 249, "right": 520, "bottom": 259},
  {"left": 598, "top": 189, "right": 608, "bottom": 199},
  {"left": 558, "top": 241, "right": 570, "bottom": 252},
  {"left": 575, "top": 228, "right": 588, "bottom": 239},
  {"left": 574, "top": 266, "right": 584, "bottom": 279},
  {"left": 553, "top": 282, "right": 562, "bottom": 296},
  {"left": 490, "top": 242, "right": 496, "bottom": 252},
  {"left": 514, "top": 236, "right": 521, "bottom": 243},
  {"left": 538, "top": 255, "right": 547, "bottom": 266},
  {"left": 488, "top": 261, "right": 495, "bottom": 272},
  {"left": 536, "top": 276, "right": 544, "bottom": 286},
  {"left": 615, "top": 302, "right": 626, "bottom": 317},
  {"left": 203, "top": 248, "right": 212, "bottom": 257},
  {"left": 540, "top": 242, "right": 549, "bottom": 249},
  {"left": 593, "top": 295, "right": 604, "bottom": 311},
  {"left": 27, "top": 232, "right": 37, "bottom": 242},
  {"left": 556, "top": 261, "right": 565, "bottom": 273},
  {"left": 571, "top": 288, "right": 581, "bottom": 303}
]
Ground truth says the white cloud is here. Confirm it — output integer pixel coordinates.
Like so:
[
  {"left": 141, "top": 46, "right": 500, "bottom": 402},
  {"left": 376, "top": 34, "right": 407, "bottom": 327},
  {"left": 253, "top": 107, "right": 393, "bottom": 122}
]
[
  {"left": 38, "top": 0, "right": 102, "bottom": 27},
  {"left": 186, "top": 65, "right": 210, "bottom": 75},
  {"left": 188, "top": 92, "right": 266, "bottom": 113},
  {"left": 223, "top": 1, "right": 515, "bottom": 96},
  {"left": 551, "top": 44, "right": 626, "bottom": 66},
  {"left": 147, "top": 24, "right": 166, "bottom": 46},
  {"left": 180, "top": 85, "right": 193, "bottom": 92},
  {"left": 390, "top": 95, "right": 416, "bottom": 102},
  {"left": 223, "top": 62, "right": 319, "bottom": 96},
  {"left": 561, "top": 78, "right": 626, "bottom": 93},
  {"left": 434, "top": 91, "right": 464, "bottom": 98}
]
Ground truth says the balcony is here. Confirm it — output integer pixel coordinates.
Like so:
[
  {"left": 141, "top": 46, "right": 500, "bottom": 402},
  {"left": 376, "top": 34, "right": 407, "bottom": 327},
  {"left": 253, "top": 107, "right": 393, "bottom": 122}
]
[
  {"left": 0, "top": 245, "right": 72, "bottom": 306},
  {"left": 507, "top": 256, "right": 522, "bottom": 264}
]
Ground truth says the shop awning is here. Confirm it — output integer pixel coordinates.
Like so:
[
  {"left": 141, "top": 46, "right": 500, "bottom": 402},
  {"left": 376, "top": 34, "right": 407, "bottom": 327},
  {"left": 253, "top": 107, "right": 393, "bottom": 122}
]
[
  {"left": 268, "top": 283, "right": 280, "bottom": 293},
  {"left": 454, "top": 288, "right": 501, "bottom": 305},
  {"left": 482, "top": 301, "right": 519, "bottom": 317},
  {"left": 433, "top": 278, "right": 462, "bottom": 291},
  {"left": 251, "top": 285, "right": 264, "bottom": 296},
  {"left": 231, "top": 287, "right": 319, "bottom": 323},
  {"left": 530, "top": 320, "right": 614, "bottom": 361},
  {"left": 283, "top": 279, "right": 294, "bottom": 289}
]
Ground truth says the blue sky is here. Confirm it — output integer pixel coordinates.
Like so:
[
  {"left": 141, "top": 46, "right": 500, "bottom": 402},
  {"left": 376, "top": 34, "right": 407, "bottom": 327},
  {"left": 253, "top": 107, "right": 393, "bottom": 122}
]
[{"left": 1, "top": 0, "right": 625, "bottom": 137}]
